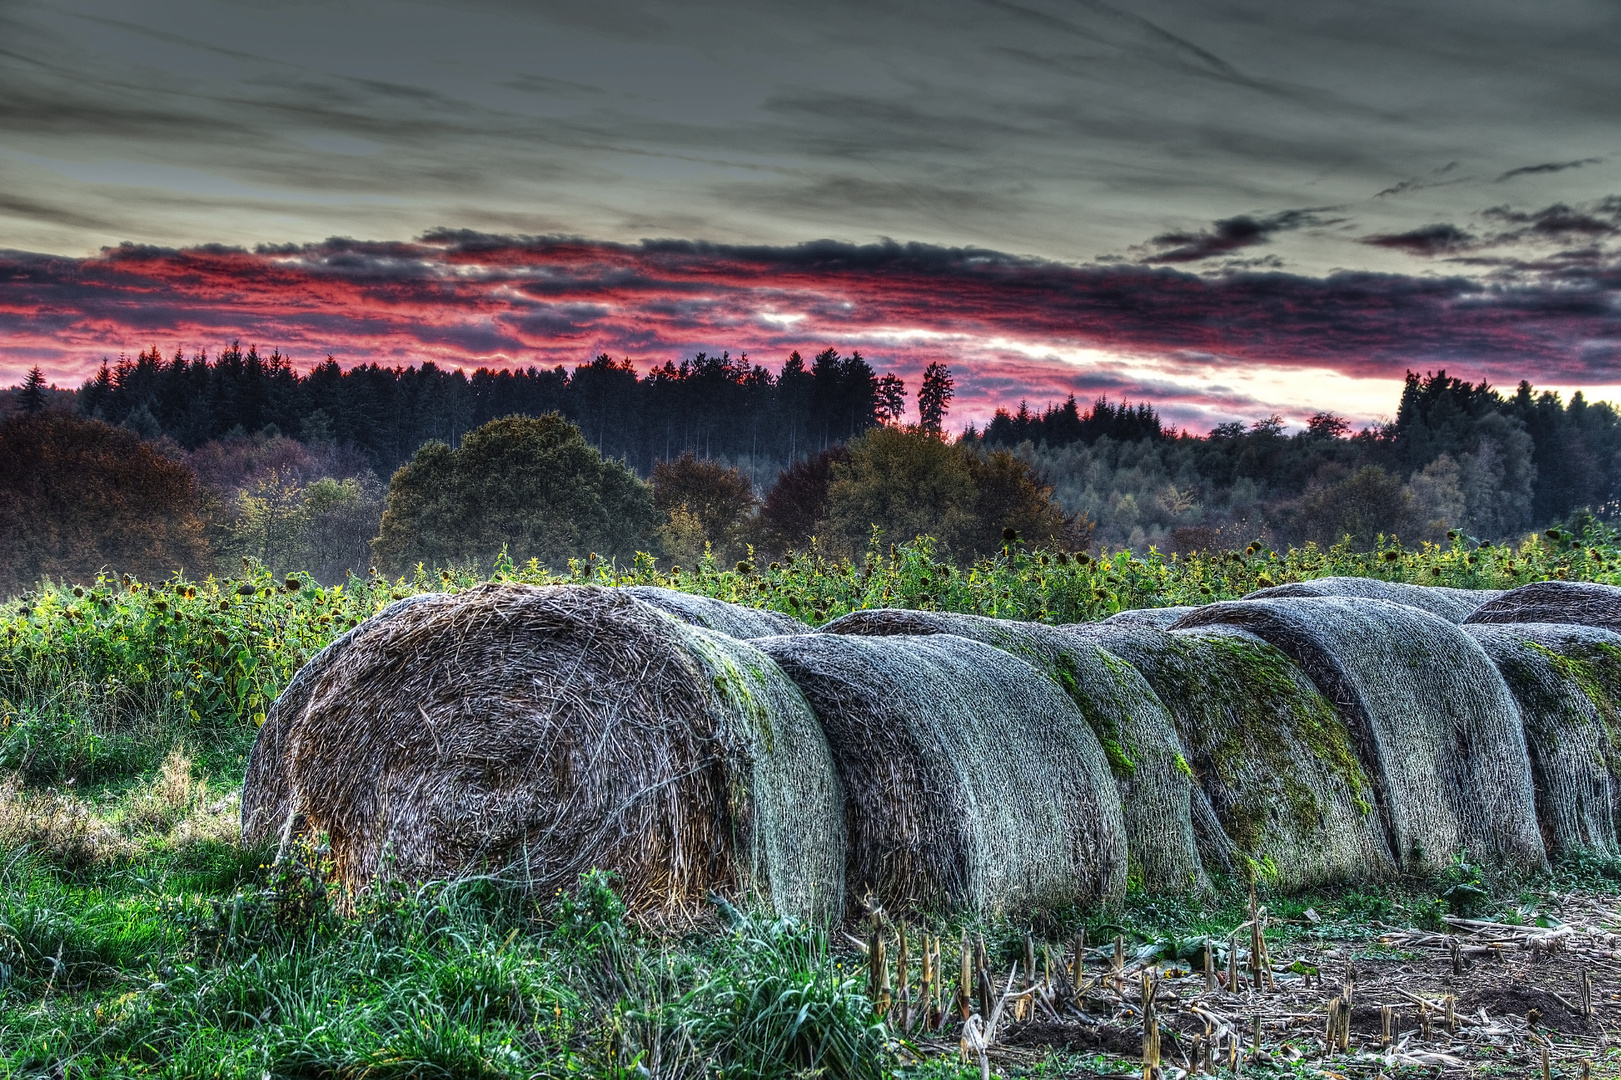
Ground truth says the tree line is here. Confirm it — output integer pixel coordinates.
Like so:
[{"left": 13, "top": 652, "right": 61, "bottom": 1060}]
[
  {"left": 74, "top": 345, "right": 960, "bottom": 482},
  {"left": 977, "top": 371, "right": 1621, "bottom": 552}
]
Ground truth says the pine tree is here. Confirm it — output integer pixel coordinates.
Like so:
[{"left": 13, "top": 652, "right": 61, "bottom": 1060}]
[
  {"left": 18, "top": 367, "right": 47, "bottom": 413},
  {"left": 916, "top": 362, "right": 954, "bottom": 436}
]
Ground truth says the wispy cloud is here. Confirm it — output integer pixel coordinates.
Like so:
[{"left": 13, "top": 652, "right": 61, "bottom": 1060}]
[{"left": 1497, "top": 159, "right": 1603, "bottom": 182}]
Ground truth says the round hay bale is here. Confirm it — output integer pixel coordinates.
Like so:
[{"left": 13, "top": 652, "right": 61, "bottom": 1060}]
[
  {"left": 755, "top": 631, "right": 1127, "bottom": 917},
  {"left": 822, "top": 608, "right": 1206, "bottom": 895},
  {"left": 1170, "top": 597, "right": 1546, "bottom": 875},
  {"left": 1079, "top": 621, "right": 1395, "bottom": 889},
  {"left": 621, "top": 585, "right": 811, "bottom": 638},
  {"left": 1243, "top": 577, "right": 1501, "bottom": 623},
  {"left": 1463, "top": 622, "right": 1621, "bottom": 859},
  {"left": 1463, "top": 580, "right": 1621, "bottom": 633},
  {"left": 241, "top": 583, "right": 845, "bottom": 921},
  {"left": 1098, "top": 607, "right": 1196, "bottom": 630}
]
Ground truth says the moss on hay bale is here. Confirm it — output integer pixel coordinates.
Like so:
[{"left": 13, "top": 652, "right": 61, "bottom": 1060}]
[
  {"left": 1464, "top": 581, "right": 1621, "bottom": 633},
  {"left": 1081, "top": 621, "right": 1394, "bottom": 889},
  {"left": 621, "top": 585, "right": 811, "bottom": 638},
  {"left": 821, "top": 608, "right": 1207, "bottom": 896},
  {"left": 755, "top": 631, "right": 1126, "bottom": 917},
  {"left": 1244, "top": 576, "right": 1500, "bottom": 623},
  {"left": 1464, "top": 622, "right": 1621, "bottom": 859},
  {"left": 1171, "top": 597, "right": 1546, "bottom": 875},
  {"left": 242, "top": 583, "right": 845, "bottom": 920}
]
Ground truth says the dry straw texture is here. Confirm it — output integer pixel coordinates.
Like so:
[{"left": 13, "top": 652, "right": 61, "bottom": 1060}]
[
  {"left": 1464, "top": 580, "right": 1621, "bottom": 633},
  {"left": 1465, "top": 622, "right": 1621, "bottom": 860},
  {"left": 1097, "top": 607, "right": 1196, "bottom": 629},
  {"left": 755, "top": 631, "right": 1126, "bottom": 918},
  {"left": 1243, "top": 576, "right": 1501, "bottom": 623},
  {"left": 1082, "top": 621, "right": 1394, "bottom": 889},
  {"left": 621, "top": 585, "right": 811, "bottom": 638},
  {"left": 822, "top": 608, "right": 1206, "bottom": 895},
  {"left": 242, "top": 583, "right": 845, "bottom": 920},
  {"left": 243, "top": 592, "right": 452, "bottom": 852},
  {"left": 1172, "top": 597, "right": 1546, "bottom": 875}
]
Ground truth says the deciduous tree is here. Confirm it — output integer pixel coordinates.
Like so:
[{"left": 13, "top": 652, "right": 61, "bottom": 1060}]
[
  {"left": 0, "top": 413, "right": 211, "bottom": 595},
  {"left": 372, "top": 413, "right": 657, "bottom": 573}
]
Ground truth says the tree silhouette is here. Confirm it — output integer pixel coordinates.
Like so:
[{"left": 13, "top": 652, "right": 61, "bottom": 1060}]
[
  {"left": 18, "top": 367, "right": 47, "bottom": 413},
  {"left": 916, "top": 362, "right": 954, "bottom": 435}
]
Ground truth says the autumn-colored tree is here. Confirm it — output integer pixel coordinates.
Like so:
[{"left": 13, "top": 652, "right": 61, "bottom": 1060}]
[
  {"left": 651, "top": 453, "right": 758, "bottom": 562},
  {"left": 757, "top": 447, "right": 849, "bottom": 556},
  {"left": 0, "top": 413, "right": 211, "bottom": 595},
  {"left": 372, "top": 413, "right": 658, "bottom": 573}
]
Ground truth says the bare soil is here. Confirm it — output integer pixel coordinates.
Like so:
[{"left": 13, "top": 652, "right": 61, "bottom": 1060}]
[{"left": 914, "top": 892, "right": 1621, "bottom": 1077}]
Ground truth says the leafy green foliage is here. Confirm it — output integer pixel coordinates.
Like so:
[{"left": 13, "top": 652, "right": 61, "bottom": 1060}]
[
  {"left": 825, "top": 427, "right": 1070, "bottom": 562},
  {"left": 373, "top": 413, "right": 659, "bottom": 574}
]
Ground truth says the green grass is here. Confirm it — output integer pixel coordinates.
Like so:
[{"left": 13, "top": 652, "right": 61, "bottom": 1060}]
[{"left": 5, "top": 527, "right": 1621, "bottom": 1075}]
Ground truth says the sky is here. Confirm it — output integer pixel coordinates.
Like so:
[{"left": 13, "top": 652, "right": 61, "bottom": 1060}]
[{"left": 2, "top": 0, "right": 1620, "bottom": 430}]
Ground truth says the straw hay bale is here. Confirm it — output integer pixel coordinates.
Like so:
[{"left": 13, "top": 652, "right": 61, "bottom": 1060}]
[
  {"left": 621, "top": 585, "right": 810, "bottom": 638},
  {"left": 755, "top": 631, "right": 1126, "bottom": 917},
  {"left": 1171, "top": 597, "right": 1546, "bottom": 875},
  {"left": 1464, "top": 580, "right": 1621, "bottom": 633},
  {"left": 822, "top": 608, "right": 1207, "bottom": 895},
  {"left": 242, "top": 583, "right": 845, "bottom": 920},
  {"left": 1079, "top": 621, "right": 1394, "bottom": 888},
  {"left": 1464, "top": 622, "right": 1621, "bottom": 859},
  {"left": 1243, "top": 576, "right": 1501, "bottom": 623},
  {"left": 1098, "top": 607, "right": 1195, "bottom": 629}
]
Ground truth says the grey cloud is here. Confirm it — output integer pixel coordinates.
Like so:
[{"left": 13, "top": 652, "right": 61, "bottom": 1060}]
[
  {"left": 1145, "top": 209, "right": 1326, "bottom": 263},
  {"left": 1361, "top": 223, "right": 1479, "bottom": 256},
  {"left": 2, "top": 0, "right": 1621, "bottom": 274},
  {"left": 1497, "top": 159, "right": 1603, "bottom": 182}
]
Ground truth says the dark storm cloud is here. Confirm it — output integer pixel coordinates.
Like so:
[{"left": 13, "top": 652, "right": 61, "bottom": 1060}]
[
  {"left": 1361, "top": 223, "right": 1479, "bottom": 256},
  {"left": 1145, "top": 210, "right": 1326, "bottom": 264}
]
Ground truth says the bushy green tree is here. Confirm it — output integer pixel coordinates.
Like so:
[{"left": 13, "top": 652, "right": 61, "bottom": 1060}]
[
  {"left": 372, "top": 414, "right": 657, "bottom": 573},
  {"left": 824, "top": 427, "right": 1069, "bottom": 561}
]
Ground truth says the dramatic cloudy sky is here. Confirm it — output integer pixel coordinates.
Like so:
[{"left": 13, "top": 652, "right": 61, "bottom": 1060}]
[{"left": 3, "top": 0, "right": 1620, "bottom": 429}]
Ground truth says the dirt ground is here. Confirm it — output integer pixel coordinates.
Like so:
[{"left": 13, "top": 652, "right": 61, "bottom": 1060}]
[{"left": 911, "top": 892, "right": 1621, "bottom": 1078}]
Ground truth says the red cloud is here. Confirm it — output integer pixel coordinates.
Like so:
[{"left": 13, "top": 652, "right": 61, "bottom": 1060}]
[{"left": 3, "top": 233, "right": 1619, "bottom": 429}]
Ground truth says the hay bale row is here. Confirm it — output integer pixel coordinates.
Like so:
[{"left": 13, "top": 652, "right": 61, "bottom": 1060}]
[
  {"left": 755, "top": 631, "right": 1126, "bottom": 916},
  {"left": 1243, "top": 576, "right": 1501, "bottom": 623},
  {"left": 1171, "top": 597, "right": 1546, "bottom": 875},
  {"left": 1465, "top": 580, "right": 1621, "bottom": 633},
  {"left": 248, "top": 576, "right": 1598, "bottom": 924},
  {"left": 822, "top": 609, "right": 1204, "bottom": 895},
  {"left": 1463, "top": 622, "right": 1621, "bottom": 859},
  {"left": 243, "top": 584, "right": 845, "bottom": 921},
  {"left": 1075, "top": 620, "right": 1394, "bottom": 889}
]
